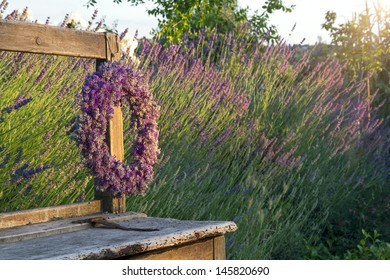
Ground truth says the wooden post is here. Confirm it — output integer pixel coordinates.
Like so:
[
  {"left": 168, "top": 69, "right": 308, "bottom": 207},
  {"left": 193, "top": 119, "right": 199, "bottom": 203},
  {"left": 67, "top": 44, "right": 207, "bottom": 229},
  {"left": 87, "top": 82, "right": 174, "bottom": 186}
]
[{"left": 94, "top": 33, "right": 126, "bottom": 213}]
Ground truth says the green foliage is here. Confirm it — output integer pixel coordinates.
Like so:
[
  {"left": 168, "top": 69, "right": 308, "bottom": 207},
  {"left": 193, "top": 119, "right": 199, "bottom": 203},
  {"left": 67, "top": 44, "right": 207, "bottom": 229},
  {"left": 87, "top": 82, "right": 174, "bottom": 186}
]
[
  {"left": 149, "top": 0, "right": 247, "bottom": 43},
  {"left": 322, "top": 2, "right": 390, "bottom": 117},
  {"left": 345, "top": 230, "right": 390, "bottom": 260},
  {"left": 306, "top": 230, "right": 390, "bottom": 260},
  {"left": 86, "top": 0, "right": 294, "bottom": 44}
]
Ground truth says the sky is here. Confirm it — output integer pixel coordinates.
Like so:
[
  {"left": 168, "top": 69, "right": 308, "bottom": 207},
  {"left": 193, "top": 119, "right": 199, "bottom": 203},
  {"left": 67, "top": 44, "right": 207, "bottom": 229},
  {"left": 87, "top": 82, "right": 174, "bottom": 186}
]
[{"left": 4, "top": 0, "right": 390, "bottom": 44}]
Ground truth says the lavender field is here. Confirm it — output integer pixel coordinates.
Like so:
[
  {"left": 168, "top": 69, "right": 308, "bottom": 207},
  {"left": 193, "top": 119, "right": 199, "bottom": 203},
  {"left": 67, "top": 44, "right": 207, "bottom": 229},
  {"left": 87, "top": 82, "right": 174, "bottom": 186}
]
[{"left": 0, "top": 9, "right": 389, "bottom": 259}]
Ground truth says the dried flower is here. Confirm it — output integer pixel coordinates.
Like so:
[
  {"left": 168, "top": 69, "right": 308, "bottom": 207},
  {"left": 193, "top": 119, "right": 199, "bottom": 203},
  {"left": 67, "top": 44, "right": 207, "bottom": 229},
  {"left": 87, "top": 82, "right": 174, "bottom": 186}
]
[{"left": 79, "top": 61, "right": 160, "bottom": 197}]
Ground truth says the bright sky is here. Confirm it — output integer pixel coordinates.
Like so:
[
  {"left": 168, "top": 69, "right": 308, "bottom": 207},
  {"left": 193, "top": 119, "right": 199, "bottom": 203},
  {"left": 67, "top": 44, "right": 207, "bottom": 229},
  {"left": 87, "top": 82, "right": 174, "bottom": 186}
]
[{"left": 4, "top": 0, "right": 390, "bottom": 44}]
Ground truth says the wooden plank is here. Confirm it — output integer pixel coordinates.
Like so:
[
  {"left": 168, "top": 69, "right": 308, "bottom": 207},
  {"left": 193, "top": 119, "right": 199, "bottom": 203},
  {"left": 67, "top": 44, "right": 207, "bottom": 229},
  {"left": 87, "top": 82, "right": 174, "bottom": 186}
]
[
  {"left": 213, "top": 235, "right": 226, "bottom": 260},
  {"left": 105, "top": 31, "right": 122, "bottom": 61},
  {"left": 0, "top": 212, "right": 147, "bottom": 243},
  {"left": 98, "top": 105, "right": 125, "bottom": 213},
  {"left": 128, "top": 238, "right": 214, "bottom": 260},
  {"left": 94, "top": 40, "right": 126, "bottom": 213},
  {"left": 0, "top": 218, "right": 237, "bottom": 259},
  {"left": 0, "top": 19, "right": 119, "bottom": 59},
  {"left": 0, "top": 200, "right": 102, "bottom": 229},
  {"left": 94, "top": 190, "right": 126, "bottom": 213},
  {"left": 109, "top": 106, "right": 125, "bottom": 161}
]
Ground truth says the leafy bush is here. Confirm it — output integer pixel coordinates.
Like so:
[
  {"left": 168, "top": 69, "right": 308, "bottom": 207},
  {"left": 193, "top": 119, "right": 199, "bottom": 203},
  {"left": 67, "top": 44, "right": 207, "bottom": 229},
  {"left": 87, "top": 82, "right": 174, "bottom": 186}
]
[{"left": 307, "top": 230, "right": 390, "bottom": 260}]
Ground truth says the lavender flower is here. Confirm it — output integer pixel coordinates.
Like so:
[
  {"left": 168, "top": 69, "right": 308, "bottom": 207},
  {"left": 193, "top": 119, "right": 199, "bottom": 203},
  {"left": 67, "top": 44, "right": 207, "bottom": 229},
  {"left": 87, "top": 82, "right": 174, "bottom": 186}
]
[
  {"left": 23, "top": 185, "right": 33, "bottom": 196},
  {"left": 14, "top": 147, "right": 23, "bottom": 164},
  {"left": 60, "top": 13, "right": 69, "bottom": 28},
  {"left": 2, "top": 96, "right": 33, "bottom": 114},
  {"left": 0, "top": 153, "right": 10, "bottom": 169},
  {"left": 34, "top": 69, "right": 46, "bottom": 85},
  {"left": 10, "top": 163, "right": 49, "bottom": 182}
]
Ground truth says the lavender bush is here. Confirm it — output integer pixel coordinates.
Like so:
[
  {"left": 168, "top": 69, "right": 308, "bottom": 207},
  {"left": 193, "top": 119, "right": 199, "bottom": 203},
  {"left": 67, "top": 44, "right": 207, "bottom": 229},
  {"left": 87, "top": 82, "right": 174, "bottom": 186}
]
[
  {"left": 126, "top": 31, "right": 389, "bottom": 258},
  {"left": 0, "top": 50, "right": 95, "bottom": 211},
  {"left": 0, "top": 4, "right": 388, "bottom": 258}
]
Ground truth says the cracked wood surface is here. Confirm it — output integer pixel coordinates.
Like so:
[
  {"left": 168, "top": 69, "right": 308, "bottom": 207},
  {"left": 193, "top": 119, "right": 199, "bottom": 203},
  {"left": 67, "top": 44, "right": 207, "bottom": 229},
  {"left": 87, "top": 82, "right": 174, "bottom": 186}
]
[{"left": 0, "top": 216, "right": 237, "bottom": 259}]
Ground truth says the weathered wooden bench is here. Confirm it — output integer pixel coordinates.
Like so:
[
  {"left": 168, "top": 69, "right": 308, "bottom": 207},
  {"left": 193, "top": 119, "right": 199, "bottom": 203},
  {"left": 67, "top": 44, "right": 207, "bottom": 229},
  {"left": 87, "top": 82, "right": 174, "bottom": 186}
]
[
  {"left": 0, "top": 19, "right": 236, "bottom": 260},
  {"left": 0, "top": 207, "right": 236, "bottom": 260}
]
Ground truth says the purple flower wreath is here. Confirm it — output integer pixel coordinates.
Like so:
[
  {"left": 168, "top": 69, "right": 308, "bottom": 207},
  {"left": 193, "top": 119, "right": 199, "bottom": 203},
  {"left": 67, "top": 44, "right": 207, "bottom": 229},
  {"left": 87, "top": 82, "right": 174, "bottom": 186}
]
[{"left": 79, "top": 61, "right": 160, "bottom": 197}]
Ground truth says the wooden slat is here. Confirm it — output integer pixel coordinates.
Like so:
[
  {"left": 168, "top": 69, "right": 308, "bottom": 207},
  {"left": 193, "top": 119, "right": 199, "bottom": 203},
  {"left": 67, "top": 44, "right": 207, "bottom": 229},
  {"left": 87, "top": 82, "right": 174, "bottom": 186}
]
[
  {"left": 94, "top": 190, "right": 126, "bottom": 213},
  {"left": 0, "top": 212, "right": 146, "bottom": 243},
  {"left": 129, "top": 238, "right": 214, "bottom": 260},
  {"left": 0, "top": 218, "right": 237, "bottom": 259},
  {"left": 105, "top": 31, "right": 122, "bottom": 61},
  {"left": 0, "top": 200, "right": 102, "bottom": 229},
  {"left": 94, "top": 107, "right": 126, "bottom": 213},
  {"left": 0, "top": 19, "right": 117, "bottom": 58},
  {"left": 213, "top": 235, "right": 226, "bottom": 260},
  {"left": 94, "top": 46, "right": 126, "bottom": 213},
  {"left": 109, "top": 106, "right": 125, "bottom": 161}
]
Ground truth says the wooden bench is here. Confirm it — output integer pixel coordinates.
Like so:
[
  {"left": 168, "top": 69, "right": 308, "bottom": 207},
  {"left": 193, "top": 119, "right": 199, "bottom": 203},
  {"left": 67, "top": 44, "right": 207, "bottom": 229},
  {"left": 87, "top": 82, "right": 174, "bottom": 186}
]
[
  {"left": 0, "top": 19, "right": 236, "bottom": 259},
  {"left": 0, "top": 208, "right": 236, "bottom": 260}
]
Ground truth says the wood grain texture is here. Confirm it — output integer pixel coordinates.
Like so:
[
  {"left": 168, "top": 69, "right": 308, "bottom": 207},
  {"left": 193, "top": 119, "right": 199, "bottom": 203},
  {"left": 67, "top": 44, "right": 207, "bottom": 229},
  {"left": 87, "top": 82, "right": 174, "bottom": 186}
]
[
  {"left": 0, "top": 20, "right": 118, "bottom": 58},
  {"left": 0, "top": 217, "right": 237, "bottom": 259},
  {"left": 94, "top": 45, "right": 126, "bottom": 213},
  {"left": 109, "top": 106, "right": 125, "bottom": 161},
  {"left": 0, "top": 212, "right": 147, "bottom": 243},
  {"left": 0, "top": 201, "right": 102, "bottom": 229},
  {"left": 128, "top": 238, "right": 214, "bottom": 260},
  {"left": 94, "top": 190, "right": 126, "bottom": 213},
  {"left": 213, "top": 235, "right": 226, "bottom": 260}
]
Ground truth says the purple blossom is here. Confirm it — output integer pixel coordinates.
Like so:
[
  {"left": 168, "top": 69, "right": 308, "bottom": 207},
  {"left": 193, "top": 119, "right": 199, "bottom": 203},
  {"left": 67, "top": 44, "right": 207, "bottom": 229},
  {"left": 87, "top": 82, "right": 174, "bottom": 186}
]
[
  {"left": 0, "top": 153, "right": 10, "bottom": 169},
  {"left": 93, "top": 19, "right": 103, "bottom": 32},
  {"left": 215, "top": 129, "right": 233, "bottom": 147},
  {"left": 26, "top": 63, "right": 35, "bottom": 73},
  {"left": 23, "top": 185, "right": 33, "bottom": 196},
  {"left": 10, "top": 163, "right": 49, "bottom": 183},
  {"left": 225, "top": 184, "right": 243, "bottom": 195},
  {"left": 60, "top": 13, "right": 69, "bottom": 28},
  {"left": 120, "top": 28, "right": 128, "bottom": 40},
  {"left": 34, "top": 69, "right": 46, "bottom": 85},
  {"left": 10, "top": 148, "right": 23, "bottom": 166},
  {"left": 4, "top": 9, "right": 17, "bottom": 20}
]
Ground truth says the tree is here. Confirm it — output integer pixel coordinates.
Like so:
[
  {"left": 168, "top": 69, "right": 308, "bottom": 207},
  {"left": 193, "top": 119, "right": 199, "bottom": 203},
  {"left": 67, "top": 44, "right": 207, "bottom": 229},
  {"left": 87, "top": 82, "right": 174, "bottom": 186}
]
[
  {"left": 322, "top": 1, "right": 389, "bottom": 116},
  {"left": 86, "top": 0, "right": 293, "bottom": 44}
]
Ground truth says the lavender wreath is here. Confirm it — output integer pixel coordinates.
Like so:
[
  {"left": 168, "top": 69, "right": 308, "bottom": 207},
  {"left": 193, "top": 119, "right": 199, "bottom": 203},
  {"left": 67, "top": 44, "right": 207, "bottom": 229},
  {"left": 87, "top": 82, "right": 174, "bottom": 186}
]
[{"left": 79, "top": 61, "right": 160, "bottom": 197}]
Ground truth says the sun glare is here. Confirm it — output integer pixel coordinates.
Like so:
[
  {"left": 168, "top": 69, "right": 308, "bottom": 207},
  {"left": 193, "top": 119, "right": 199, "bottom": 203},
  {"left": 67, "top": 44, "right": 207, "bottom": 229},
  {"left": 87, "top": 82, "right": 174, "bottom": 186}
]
[{"left": 371, "top": 0, "right": 390, "bottom": 8}]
